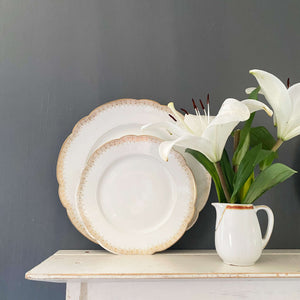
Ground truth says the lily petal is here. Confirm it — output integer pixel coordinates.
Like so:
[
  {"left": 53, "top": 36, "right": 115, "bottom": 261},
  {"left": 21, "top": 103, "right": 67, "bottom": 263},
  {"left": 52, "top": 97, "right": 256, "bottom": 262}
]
[
  {"left": 168, "top": 102, "right": 193, "bottom": 133},
  {"left": 250, "top": 69, "right": 292, "bottom": 139},
  {"left": 168, "top": 102, "right": 185, "bottom": 122},
  {"left": 159, "top": 135, "right": 217, "bottom": 162},
  {"left": 206, "top": 98, "right": 250, "bottom": 127},
  {"left": 241, "top": 99, "right": 273, "bottom": 116},
  {"left": 283, "top": 83, "right": 300, "bottom": 140},
  {"left": 159, "top": 136, "right": 188, "bottom": 161},
  {"left": 200, "top": 99, "right": 255, "bottom": 161},
  {"left": 288, "top": 83, "right": 300, "bottom": 119},
  {"left": 245, "top": 87, "right": 264, "bottom": 95},
  {"left": 289, "top": 82, "right": 300, "bottom": 96},
  {"left": 142, "top": 121, "right": 187, "bottom": 137},
  {"left": 184, "top": 114, "right": 210, "bottom": 136},
  {"left": 203, "top": 121, "right": 241, "bottom": 161},
  {"left": 284, "top": 125, "right": 300, "bottom": 140}
]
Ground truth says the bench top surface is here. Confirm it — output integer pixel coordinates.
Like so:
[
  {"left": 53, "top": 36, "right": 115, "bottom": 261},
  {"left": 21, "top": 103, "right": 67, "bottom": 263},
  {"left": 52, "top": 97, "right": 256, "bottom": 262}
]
[{"left": 25, "top": 250, "right": 300, "bottom": 282}]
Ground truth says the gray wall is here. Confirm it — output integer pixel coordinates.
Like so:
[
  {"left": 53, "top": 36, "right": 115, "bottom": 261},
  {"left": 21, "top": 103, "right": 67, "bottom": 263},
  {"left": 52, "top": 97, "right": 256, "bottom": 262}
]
[{"left": 0, "top": 0, "right": 299, "bottom": 299}]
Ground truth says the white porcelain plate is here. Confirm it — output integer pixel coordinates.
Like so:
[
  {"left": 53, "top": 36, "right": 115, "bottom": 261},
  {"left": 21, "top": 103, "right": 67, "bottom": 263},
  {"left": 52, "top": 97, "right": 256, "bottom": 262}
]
[
  {"left": 78, "top": 135, "right": 196, "bottom": 254},
  {"left": 57, "top": 99, "right": 211, "bottom": 243}
]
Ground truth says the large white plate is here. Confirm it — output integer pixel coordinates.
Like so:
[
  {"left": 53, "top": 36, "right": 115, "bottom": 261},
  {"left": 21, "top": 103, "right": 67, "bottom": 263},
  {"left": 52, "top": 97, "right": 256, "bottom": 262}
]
[
  {"left": 57, "top": 99, "right": 211, "bottom": 243},
  {"left": 78, "top": 135, "right": 196, "bottom": 254}
]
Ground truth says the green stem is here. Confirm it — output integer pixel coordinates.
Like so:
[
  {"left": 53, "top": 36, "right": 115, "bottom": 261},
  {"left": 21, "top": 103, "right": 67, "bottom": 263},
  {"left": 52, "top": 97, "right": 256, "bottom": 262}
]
[
  {"left": 233, "top": 129, "right": 240, "bottom": 152},
  {"left": 215, "top": 161, "right": 231, "bottom": 203},
  {"left": 272, "top": 138, "right": 283, "bottom": 152},
  {"left": 233, "top": 129, "right": 240, "bottom": 173}
]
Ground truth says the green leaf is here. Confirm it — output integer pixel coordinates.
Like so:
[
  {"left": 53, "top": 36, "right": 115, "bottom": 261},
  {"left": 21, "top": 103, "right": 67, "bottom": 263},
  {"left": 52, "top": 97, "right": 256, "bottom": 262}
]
[
  {"left": 186, "top": 148, "right": 226, "bottom": 203},
  {"left": 231, "top": 144, "right": 273, "bottom": 203},
  {"left": 248, "top": 86, "right": 260, "bottom": 100},
  {"left": 220, "top": 150, "right": 234, "bottom": 194},
  {"left": 242, "top": 163, "right": 297, "bottom": 204},
  {"left": 232, "top": 87, "right": 260, "bottom": 167},
  {"left": 232, "top": 132, "right": 250, "bottom": 166},
  {"left": 250, "top": 126, "right": 276, "bottom": 150},
  {"left": 259, "top": 151, "right": 278, "bottom": 170},
  {"left": 238, "top": 172, "right": 254, "bottom": 201},
  {"left": 250, "top": 126, "right": 278, "bottom": 169}
]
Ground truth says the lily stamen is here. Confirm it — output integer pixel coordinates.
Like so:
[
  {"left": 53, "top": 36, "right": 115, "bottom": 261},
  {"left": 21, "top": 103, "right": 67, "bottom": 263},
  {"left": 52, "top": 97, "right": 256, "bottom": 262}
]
[
  {"left": 180, "top": 108, "right": 189, "bottom": 115},
  {"left": 287, "top": 78, "right": 290, "bottom": 88},
  {"left": 207, "top": 93, "right": 210, "bottom": 123},
  {"left": 192, "top": 98, "right": 200, "bottom": 116},
  {"left": 199, "top": 99, "right": 207, "bottom": 116},
  {"left": 169, "top": 114, "right": 177, "bottom": 122}
]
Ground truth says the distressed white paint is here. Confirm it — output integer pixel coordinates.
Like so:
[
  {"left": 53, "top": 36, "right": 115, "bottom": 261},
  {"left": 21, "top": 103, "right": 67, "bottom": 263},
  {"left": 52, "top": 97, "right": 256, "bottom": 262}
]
[
  {"left": 26, "top": 250, "right": 300, "bottom": 299},
  {"left": 75, "top": 279, "right": 300, "bottom": 300},
  {"left": 66, "top": 282, "right": 81, "bottom": 300}
]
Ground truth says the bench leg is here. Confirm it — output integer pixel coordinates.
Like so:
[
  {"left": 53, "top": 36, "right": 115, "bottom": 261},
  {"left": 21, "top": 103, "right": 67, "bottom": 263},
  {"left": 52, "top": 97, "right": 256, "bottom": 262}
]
[{"left": 66, "top": 282, "right": 87, "bottom": 300}]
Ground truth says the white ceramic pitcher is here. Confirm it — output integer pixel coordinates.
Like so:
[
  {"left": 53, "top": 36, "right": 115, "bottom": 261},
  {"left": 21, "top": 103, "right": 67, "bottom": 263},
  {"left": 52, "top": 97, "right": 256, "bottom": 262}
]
[{"left": 212, "top": 203, "right": 274, "bottom": 266}]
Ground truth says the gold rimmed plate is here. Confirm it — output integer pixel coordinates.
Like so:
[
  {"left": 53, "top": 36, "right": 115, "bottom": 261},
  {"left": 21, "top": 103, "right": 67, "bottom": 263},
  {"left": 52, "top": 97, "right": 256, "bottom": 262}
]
[
  {"left": 78, "top": 135, "right": 196, "bottom": 254},
  {"left": 57, "top": 99, "right": 211, "bottom": 243}
]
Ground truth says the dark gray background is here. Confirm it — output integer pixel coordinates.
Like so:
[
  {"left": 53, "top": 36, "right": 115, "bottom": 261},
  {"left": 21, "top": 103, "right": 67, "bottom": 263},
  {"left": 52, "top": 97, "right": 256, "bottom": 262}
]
[{"left": 0, "top": 0, "right": 299, "bottom": 299}]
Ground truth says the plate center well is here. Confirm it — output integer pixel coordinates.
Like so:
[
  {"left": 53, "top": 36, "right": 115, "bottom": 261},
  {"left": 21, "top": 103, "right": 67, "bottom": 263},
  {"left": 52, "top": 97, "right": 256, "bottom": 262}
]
[{"left": 97, "top": 154, "right": 175, "bottom": 233}]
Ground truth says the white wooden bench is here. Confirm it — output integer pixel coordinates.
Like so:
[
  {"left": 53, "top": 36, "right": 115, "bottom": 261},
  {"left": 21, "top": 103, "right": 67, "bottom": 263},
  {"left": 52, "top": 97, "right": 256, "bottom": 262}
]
[{"left": 26, "top": 250, "right": 300, "bottom": 299}]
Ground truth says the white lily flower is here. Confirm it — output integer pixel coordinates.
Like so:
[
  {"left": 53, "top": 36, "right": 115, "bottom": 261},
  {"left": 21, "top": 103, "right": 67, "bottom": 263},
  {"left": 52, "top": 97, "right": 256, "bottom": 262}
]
[
  {"left": 248, "top": 69, "right": 300, "bottom": 141},
  {"left": 142, "top": 98, "right": 272, "bottom": 163}
]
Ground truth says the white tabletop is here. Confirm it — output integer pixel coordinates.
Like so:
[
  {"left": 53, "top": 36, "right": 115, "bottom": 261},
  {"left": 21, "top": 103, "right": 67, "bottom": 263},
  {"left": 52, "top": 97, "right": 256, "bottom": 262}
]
[{"left": 25, "top": 250, "right": 300, "bottom": 282}]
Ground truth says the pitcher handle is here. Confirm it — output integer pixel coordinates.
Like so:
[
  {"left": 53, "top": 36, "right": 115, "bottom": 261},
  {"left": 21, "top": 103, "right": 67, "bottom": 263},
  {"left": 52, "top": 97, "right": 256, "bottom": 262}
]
[{"left": 254, "top": 205, "right": 274, "bottom": 249}]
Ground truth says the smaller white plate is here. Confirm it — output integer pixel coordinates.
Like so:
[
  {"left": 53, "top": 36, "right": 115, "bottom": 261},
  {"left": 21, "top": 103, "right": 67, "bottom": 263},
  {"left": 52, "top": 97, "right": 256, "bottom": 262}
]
[{"left": 78, "top": 135, "right": 196, "bottom": 254}]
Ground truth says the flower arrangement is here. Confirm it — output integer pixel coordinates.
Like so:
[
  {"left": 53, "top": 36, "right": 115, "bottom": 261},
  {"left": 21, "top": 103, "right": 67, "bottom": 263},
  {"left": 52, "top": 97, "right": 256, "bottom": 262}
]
[{"left": 143, "top": 69, "right": 299, "bottom": 204}]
